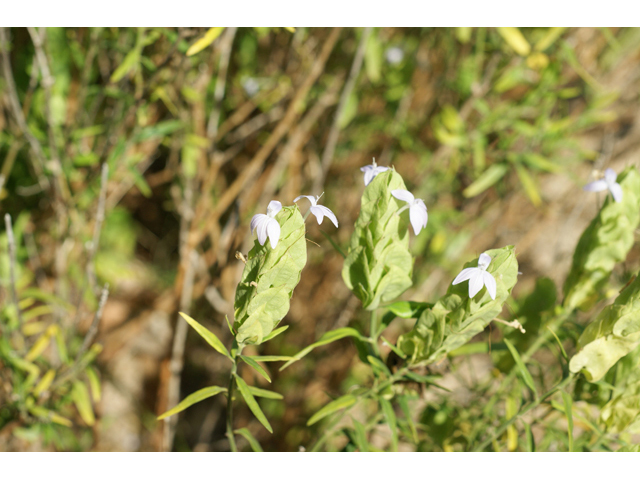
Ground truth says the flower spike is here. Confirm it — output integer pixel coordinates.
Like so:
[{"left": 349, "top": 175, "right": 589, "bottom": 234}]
[
  {"left": 250, "top": 200, "right": 282, "bottom": 248},
  {"left": 452, "top": 252, "right": 497, "bottom": 300},
  {"left": 360, "top": 158, "right": 390, "bottom": 186},
  {"left": 391, "top": 189, "right": 428, "bottom": 235},
  {"left": 294, "top": 194, "right": 338, "bottom": 228},
  {"left": 583, "top": 168, "right": 623, "bottom": 203}
]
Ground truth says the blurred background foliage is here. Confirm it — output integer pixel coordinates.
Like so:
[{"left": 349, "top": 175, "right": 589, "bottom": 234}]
[{"left": 1, "top": 27, "right": 640, "bottom": 451}]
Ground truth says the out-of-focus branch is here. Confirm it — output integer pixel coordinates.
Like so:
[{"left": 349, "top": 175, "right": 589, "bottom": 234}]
[
  {"left": 207, "top": 27, "right": 237, "bottom": 142},
  {"left": 86, "top": 163, "right": 110, "bottom": 295},
  {"left": 27, "top": 27, "right": 70, "bottom": 203},
  {"left": 0, "top": 27, "right": 49, "bottom": 190},
  {"left": 316, "top": 27, "right": 371, "bottom": 192},
  {"left": 4, "top": 214, "right": 24, "bottom": 325},
  {"left": 75, "top": 283, "right": 110, "bottom": 362}
]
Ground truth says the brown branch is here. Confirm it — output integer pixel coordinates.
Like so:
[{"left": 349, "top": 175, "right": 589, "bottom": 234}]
[
  {"left": 316, "top": 27, "right": 371, "bottom": 192},
  {"left": 87, "top": 163, "right": 110, "bottom": 294},
  {"left": 4, "top": 214, "right": 24, "bottom": 325}
]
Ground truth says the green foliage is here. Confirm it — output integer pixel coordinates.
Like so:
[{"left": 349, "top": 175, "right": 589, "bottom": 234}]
[
  {"left": 157, "top": 386, "right": 227, "bottom": 420},
  {"left": 179, "top": 312, "right": 231, "bottom": 360},
  {"left": 233, "top": 205, "right": 307, "bottom": 346},
  {"left": 563, "top": 166, "right": 640, "bottom": 311},
  {"left": 397, "top": 246, "right": 519, "bottom": 366},
  {"left": 342, "top": 170, "right": 413, "bottom": 311},
  {"left": 569, "top": 274, "right": 640, "bottom": 382}
]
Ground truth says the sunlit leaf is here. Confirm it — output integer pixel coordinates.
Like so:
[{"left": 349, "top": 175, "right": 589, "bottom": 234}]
[
  {"left": 157, "top": 386, "right": 226, "bottom": 420},
  {"left": 235, "top": 375, "right": 273, "bottom": 433},
  {"left": 186, "top": 27, "right": 225, "bottom": 57},
  {"left": 307, "top": 394, "right": 357, "bottom": 426},
  {"left": 179, "top": 312, "right": 231, "bottom": 360}
]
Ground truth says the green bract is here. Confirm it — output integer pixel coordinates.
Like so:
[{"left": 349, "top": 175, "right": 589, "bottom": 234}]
[
  {"left": 600, "top": 347, "right": 640, "bottom": 434},
  {"left": 233, "top": 205, "right": 307, "bottom": 345},
  {"left": 569, "top": 274, "right": 640, "bottom": 382},
  {"left": 563, "top": 166, "right": 640, "bottom": 311},
  {"left": 342, "top": 170, "right": 413, "bottom": 310},
  {"left": 397, "top": 246, "right": 518, "bottom": 366}
]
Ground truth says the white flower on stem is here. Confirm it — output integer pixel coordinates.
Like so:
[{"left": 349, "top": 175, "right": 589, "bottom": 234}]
[
  {"left": 583, "top": 168, "right": 623, "bottom": 203},
  {"left": 360, "top": 158, "right": 390, "bottom": 186},
  {"left": 250, "top": 200, "right": 282, "bottom": 248},
  {"left": 452, "top": 252, "right": 497, "bottom": 300},
  {"left": 391, "top": 189, "right": 428, "bottom": 235},
  {"left": 293, "top": 194, "right": 339, "bottom": 228}
]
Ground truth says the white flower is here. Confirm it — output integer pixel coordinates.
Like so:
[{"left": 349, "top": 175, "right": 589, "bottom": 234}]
[
  {"left": 293, "top": 194, "right": 338, "bottom": 228},
  {"left": 391, "top": 189, "right": 428, "bottom": 235},
  {"left": 452, "top": 252, "right": 497, "bottom": 300},
  {"left": 583, "top": 168, "right": 623, "bottom": 203},
  {"left": 360, "top": 158, "right": 390, "bottom": 186},
  {"left": 385, "top": 46, "right": 404, "bottom": 65},
  {"left": 250, "top": 200, "right": 282, "bottom": 248}
]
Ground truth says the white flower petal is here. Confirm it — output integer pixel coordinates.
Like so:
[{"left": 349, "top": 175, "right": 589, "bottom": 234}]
[
  {"left": 583, "top": 179, "right": 608, "bottom": 192},
  {"left": 309, "top": 205, "right": 325, "bottom": 225},
  {"left": 391, "top": 189, "right": 415, "bottom": 204},
  {"left": 468, "top": 271, "right": 485, "bottom": 298},
  {"left": 293, "top": 195, "right": 317, "bottom": 206},
  {"left": 250, "top": 213, "right": 266, "bottom": 234},
  {"left": 609, "top": 182, "right": 623, "bottom": 203},
  {"left": 256, "top": 216, "right": 270, "bottom": 245},
  {"left": 452, "top": 267, "right": 477, "bottom": 285},
  {"left": 409, "top": 203, "right": 428, "bottom": 235},
  {"left": 315, "top": 205, "right": 338, "bottom": 228},
  {"left": 267, "top": 200, "right": 282, "bottom": 217},
  {"left": 478, "top": 253, "right": 492, "bottom": 270},
  {"left": 363, "top": 169, "right": 376, "bottom": 186},
  {"left": 266, "top": 218, "right": 281, "bottom": 248},
  {"left": 604, "top": 168, "right": 617, "bottom": 184},
  {"left": 482, "top": 271, "right": 497, "bottom": 300}
]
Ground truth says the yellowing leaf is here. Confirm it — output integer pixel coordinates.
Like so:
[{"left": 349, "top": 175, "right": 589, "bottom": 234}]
[
  {"left": 71, "top": 381, "right": 95, "bottom": 426},
  {"left": 33, "top": 370, "right": 56, "bottom": 397},
  {"left": 186, "top": 27, "right": 225, "bottom": 57},
  {"left": 497, "top": 27, "right": 531, "bottom": 56}
]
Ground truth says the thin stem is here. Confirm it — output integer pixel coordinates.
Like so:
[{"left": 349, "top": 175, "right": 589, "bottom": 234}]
[
  {"left": 4, "top": 214, "right": 24, "bottom": 325},
  {"left": 369, "top": 310, "right": 381, "bottom": 356},
  {"left": 473, "top": 373, "right": 576, "bottom": 452},
  {"left": 226, "top": 359, "right": 239, "bottom": 452}
]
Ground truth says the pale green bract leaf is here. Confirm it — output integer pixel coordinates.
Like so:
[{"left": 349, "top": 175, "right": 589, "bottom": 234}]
[
  {"left": 342, "top": 170, "right": 413, "bottom": 310},
  {"left": 157, "top": 386, "right": 226, "bottom": 420},
  {"left": 569, "top": 274, "right": 640, "bottom": 382},
  {"left": 307, "top": 394, "right": 357, "bottom": 426},
  {"left": 563, "top": 167, "right": 640, "bottom": 311},
  {"left": 600, "top": 349, "right": 640, "bottom": 434},
  {"left": 397, "top": 246, "right": 519, "bottom": 366},
  {"left": 234, "top": 206, "right": 307, "bottom": 346}
]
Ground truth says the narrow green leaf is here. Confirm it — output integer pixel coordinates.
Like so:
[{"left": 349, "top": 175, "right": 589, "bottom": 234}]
[
  {"left": 307, "top": 394, "right": 357, "bottom": 426},
  {"left": 85, "top": 366, "right": 102, "bottom": 402},
  {"left": 158, "top": 386, "right": 226, "bottom": 420},
  {"left": 398, "top": 396, "right": 418, "bottom": 443},
  {"left": 280, "top": 328, "right": 363, "bottom": 371},
  {"left": 240, "top": 356, "right": 271, "bottom": 383},
  {"left": 561, "top": 391, "right": 574, "bottom": 452},
  {"left": 262, "top": 325, "right": 289, "bottom": 342},
  {"left": 403, "top": 371, "right": 451, "bottom": 392},
  {"left": 179, "top": 312, "right": 231, "bottom": 360},
  {"left": 380, "top": 336, "right": 406, "bottom": 359},
  {"left": 379, "top": 398, "right": 398, "bottom": 452},
  {"left": 352, "top": 419, "right": 369, "bottom": 452},
  {"left": 504, "top": 338, "right": 538, "bottom": 397},
  {"left": 186, "top": 27, "right": 225, "bottom": 56},
  {"left": 524, "top": 422, "right": 535, "bottom": 452},
  {"left": 515, "top": 163, "right": 541, "bottom": 207},
  {"left": 234, "top": 427, "right": 263, "bottom": 452},
  {"left": 463, "top": 163, "right": 509, "bottom": 198},
  {"left": 320, "top": 230, "right": 346, "bottom": 258},
  {"left": 235, "top": 375, "right": 273, "bottom": 433},
  {"left": 249, "top": 355, "right": 293, "bottom": 362},
  {"left": 386, "top": 301, "right": 432, "bottom": 319},
  {"left": 367, "top": 355, "right": 391, "bottom": 377},
  {"left": 71, "top": 381, "right": 95, "bottom": 426},
  {"left": 547, "top": 326, "right": 568, "bottom": 361},
  {"left": 248, "top": 386, "right": 283, "bottom": 400}
]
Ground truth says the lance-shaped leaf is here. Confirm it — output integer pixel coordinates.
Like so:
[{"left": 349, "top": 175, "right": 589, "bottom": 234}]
[
  {"left": 397, "top": 246, "right": 518, "bottom": 366},
  {"left": 157, "top": 386, "right": 227, "bottom": 420},
  {"left": 569, "top": 274, "right": 640, "bottom": 382},
  {"left": 342, "top": 170, "right": 413, "bottom": 310},
  {"left": 234, "top": 205, "right": 307, "bottom": 345},
  {"left": 563, "top": 166, "right": 640, "bottom": 311}
]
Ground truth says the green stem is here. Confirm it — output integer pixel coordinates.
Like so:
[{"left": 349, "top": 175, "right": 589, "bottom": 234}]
[
  {"left": 226, "top": 343, "right": 243, "bottom": 452},
  {"left": 473, "top": 373, "right": 575, "bottom": 452},
  {"left": 369, "top": 310, "right": 381, "bottom": 356}
]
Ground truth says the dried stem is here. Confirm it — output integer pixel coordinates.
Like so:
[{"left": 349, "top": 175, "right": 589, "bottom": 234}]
[
  {"left": 207, "top": 27, "right": 237, "bottom": 142},
  {"left": 493, "top": 317, "right": 526, "bottom": 334},
  {"left": 4, "top": 214, "right": 24, "bottom": 325},
  {"left": 75, "top": 283, "right": 110, "bottom": 362},
  {"left": 0, "top": 27, "right": 49, "bottom": 189},
  {"left": 87, "top": 163, "right": 109, "bottom": 294},
  {"left": 315, "top": 27, "right": 371, "bottom": 192},
  {"left": 163, "top": 250, "right": 198, "bottom": 452}
]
